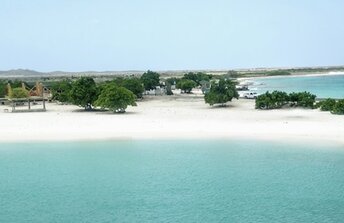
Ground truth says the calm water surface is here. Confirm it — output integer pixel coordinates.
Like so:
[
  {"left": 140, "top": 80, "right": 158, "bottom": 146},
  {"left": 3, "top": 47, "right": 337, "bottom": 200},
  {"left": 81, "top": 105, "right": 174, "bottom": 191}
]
[
  {"left": 0, "top": 140, "right": 344, "bottom": 222},
  {"left": 252, "top": 74, "right": 344, "bottom": 98}
]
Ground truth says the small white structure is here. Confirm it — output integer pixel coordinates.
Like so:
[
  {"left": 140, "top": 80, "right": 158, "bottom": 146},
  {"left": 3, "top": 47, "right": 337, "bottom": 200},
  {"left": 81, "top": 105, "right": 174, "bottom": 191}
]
[{"left": 145, "top": 86, "right": 166, "bottom": 96}]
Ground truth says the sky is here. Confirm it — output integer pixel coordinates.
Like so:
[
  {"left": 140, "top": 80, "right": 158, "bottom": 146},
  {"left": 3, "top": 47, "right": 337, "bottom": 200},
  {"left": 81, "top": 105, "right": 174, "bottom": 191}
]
[{"left": 1, "top": 0, "right": 344, "bottom": 72}]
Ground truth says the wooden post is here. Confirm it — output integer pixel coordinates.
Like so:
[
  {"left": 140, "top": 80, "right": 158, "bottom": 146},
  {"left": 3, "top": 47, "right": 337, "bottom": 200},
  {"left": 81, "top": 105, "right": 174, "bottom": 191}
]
[
  {"left": 28, "top": 99, "right": 31, "bottom": 110},
  {"left": 43, "top": 98, "right": 46, "bottom": 110},
  {"left": 7, "top": 83, "right": 12, "bottom": 97}
]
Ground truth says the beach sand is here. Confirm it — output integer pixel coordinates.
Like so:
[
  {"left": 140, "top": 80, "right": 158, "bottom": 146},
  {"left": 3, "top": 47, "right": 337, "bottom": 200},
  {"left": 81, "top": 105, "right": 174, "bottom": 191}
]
[{"left": 0, "top": 94, "right": 343, "bottom": 145}]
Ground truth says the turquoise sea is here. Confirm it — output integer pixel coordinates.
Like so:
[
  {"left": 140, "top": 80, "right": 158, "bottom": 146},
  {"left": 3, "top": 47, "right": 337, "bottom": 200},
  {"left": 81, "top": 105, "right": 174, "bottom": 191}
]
[
  {"left": 1, "top": 140, "right": 344, "bottom": 222},
  {"left": 252, "top": 74, "right": 344, "bottom": 99}
]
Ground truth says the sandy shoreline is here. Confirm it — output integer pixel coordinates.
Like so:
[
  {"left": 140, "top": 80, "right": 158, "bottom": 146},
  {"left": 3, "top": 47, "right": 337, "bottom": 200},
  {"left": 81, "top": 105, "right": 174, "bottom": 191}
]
[
  {"left": 0, "top": 95, "right": 343, "bottom": 146},
  {"left": 238, "top": 71, "right": 344, "bottom": 83}
]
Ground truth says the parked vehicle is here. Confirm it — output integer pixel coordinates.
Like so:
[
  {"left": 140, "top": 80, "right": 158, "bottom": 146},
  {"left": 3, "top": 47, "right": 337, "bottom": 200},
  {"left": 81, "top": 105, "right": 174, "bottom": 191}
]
[{"left": 244, "top": 92, "right": 259, "bottom": 99}]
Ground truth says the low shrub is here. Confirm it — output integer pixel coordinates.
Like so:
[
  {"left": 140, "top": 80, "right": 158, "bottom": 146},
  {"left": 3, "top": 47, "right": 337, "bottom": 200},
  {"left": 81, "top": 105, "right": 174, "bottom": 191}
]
[
  {"left": 289, "top": 91, "right": 316, "bottom": 108},
  {"left": 255, "top": 91, "right": 289, "bottom": 109},
  {"left": 316, "top": 98, "right": 337, "bottom": 111},
  {"left": 332, "top": 99, "right": 344, "bottom": 115}
]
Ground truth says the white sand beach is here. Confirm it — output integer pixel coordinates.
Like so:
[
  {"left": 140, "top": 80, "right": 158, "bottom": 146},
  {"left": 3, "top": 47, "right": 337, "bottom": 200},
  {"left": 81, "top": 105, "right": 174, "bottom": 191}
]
[
  {"left": 0, "top": 94, "right": 343, "bottom": 145},
  {"left": 238, "top": 72, "right": 344, "bottom": 84}
]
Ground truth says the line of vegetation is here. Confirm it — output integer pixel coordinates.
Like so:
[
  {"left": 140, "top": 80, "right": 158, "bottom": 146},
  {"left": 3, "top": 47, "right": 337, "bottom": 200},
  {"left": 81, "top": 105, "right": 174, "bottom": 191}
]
[
  {"left": 315, "top": 98, "right": 344, "bottom": 115},
  {"left": 50, "top": 77, "right": 139, "bottom": 113},
  {"left": 255, "top": 91, "right": 344, "bottom": 115},
  {"left": 204, "top": 79, "right": 239, "bottom": 106},
  {"left": 50, "top": 70, "right": 214, "bottom": 111},
  {"left": 222, "top": 69, "right": 291, "bottom": 79},
  {"left": 4, "top": 71, "right": 343, "bottom": 115},
  {"left": 164, "top": 72, "right": 213, "bottom": 94},
  {"left": 140, "top": 70, "right": 160, "bottom": 91},
  {"left": 223, "top": 66, "right": 344, "bottom": 78},
  {"left": 255, "top": 91, "right": 316, "bottom": 109},
  {"left": 0, "top": 80, "right": 33, "bottom": 98}
]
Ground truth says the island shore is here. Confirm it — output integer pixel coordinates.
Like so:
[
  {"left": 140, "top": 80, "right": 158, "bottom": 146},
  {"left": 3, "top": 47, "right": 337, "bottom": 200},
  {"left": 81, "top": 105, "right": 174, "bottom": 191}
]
[
  {"left": 0, "top": 95, "right": 343, "bottom": 146},
  {"left": 238, "top": 71, "right": 344, "bottom": 83}
]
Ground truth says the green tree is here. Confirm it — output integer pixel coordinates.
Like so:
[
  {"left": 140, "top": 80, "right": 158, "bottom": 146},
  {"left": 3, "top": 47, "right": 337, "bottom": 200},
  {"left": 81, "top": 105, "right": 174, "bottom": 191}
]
[
  {"left": 289, "top": 91, "right": 316, "bottom": 108},
  {"left": 0, "top": 81, "right": 6, "bottom": 98},
  {"left": 165, "top": 77, "right": 179, "bottom": 85},
  {"left": 183, "top": 72, "right": 211, "bottom": 85},
  {"left": 70, "top": 77, "right": 98, "bottom": 110},
  {"left": 9, "top": 87, "right": 29, "bottom": 99},
  {"left": 101, "top": 77, "right": 144, "bottom": 99},
  {"left": 7, "top": 80, "right": 32, "bottom": 89},
  {"left": 256, "top": 91, "right": 316, "bottom": 109},
  {"left": 204, "top": 79, "right": 239, "bottom": 106},
  {"left": 266, "top": 70, "right": 291, "bottom": 76},
  {"left": 316, "top": 98, "right": 337, "bottom": 111},
  {"left": 140, "top": 70, "right": 160, "bottom": 90},
  {"left": 332, "top": 99, "right": 344, "bottom": 115},
  {"left": 225, "top": 70, "right": 240, "bottom": 78},
  {"left": 176, "top": 79, "right": 197, "bottom": 93},
  {"left": 95, "top": 83, "right": 137, "bottom": 113},
  {"left": 121, "top": 78, "right": 144, "bottom": 98},
  {"left": 51, "top": 79, "right": 72, "bottom": 103},
  {"left": 255, "top": 91, "right": 289, "bottom": 109}
]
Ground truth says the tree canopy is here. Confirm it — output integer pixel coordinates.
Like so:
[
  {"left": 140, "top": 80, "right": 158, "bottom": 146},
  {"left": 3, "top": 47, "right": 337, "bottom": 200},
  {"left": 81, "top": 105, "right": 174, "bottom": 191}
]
[
  {"left": 204, "top": 79, "right": 239, "bottom": 106},
  {"left": 120, "top": 78, "right": 144, "bottom": 98},
  {"left": 225, "top": 70, "right": 240, "bottom": 78},
  {"left": 7, "top": 80, "right": 29, "bottom": 88},
  {"left": 176, "top": 79, "right": 197, "bottom": 93},
  {"left": 140, "top": 70, "right": 160, "bottom": 90},
  {"left": 316, "top": 98, "right": 338, "bottom": 111},
  {"left": 165, "top": 77, "right": 179, "bottom": 86},
  {"left": 266, "top": 70, "right": 291, "bottom": 76},
  {"left": 315, "top": 98, "right": 344, "bottom": 115},
  {"left": 51, "top": 79, "right": 72, "bottom": 103},
  {"left": 182, "top": 72, "right": 212, "bottom": 85},
  {"left": 70, "top": 77, "right": 98, "bottom": 110},
  {"left": 332, "top": 99, "right": 344, "bottom": 115},
  {"left": 289, "top": 91, "right": 316, "bottom": 108},
  {"left": 101, "top": 77, "right": 144, "bottom": 99},
  {"left": 95, "top": 83, "right": 137, "bottom": 113},
  {"left": 255, "top": 91, "right": 316, "bottom": 109},
  {"left": 255, "top": 91, "right": 289, "bottom": 109},
  {"left": 0, "top": 81, "right": 6, "bottom": 98}
]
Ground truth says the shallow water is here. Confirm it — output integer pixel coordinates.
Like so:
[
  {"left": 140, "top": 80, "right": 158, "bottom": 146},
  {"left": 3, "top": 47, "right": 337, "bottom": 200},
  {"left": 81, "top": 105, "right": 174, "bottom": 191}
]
[
  {"left": 0, "top": 140, "right": 344, "bottom": 222},
  {"left": 252, "top": 74, "right": 344, "bottom": 99}
]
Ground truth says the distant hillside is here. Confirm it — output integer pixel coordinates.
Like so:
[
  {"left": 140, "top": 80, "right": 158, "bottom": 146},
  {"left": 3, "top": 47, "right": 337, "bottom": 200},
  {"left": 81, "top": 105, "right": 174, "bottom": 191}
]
[
  {"left": 1, "top": 66, "right": 344, "bottom": 79},
  {"left": 0, "top": 69, "right": 45, "bottom": 77},
  {"left": 0, "top": 69, "right": 144, "bottom": 78}
]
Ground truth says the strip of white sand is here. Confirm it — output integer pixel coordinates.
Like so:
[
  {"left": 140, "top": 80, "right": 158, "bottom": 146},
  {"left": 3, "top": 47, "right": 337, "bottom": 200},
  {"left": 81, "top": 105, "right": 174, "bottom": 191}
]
[
  {"left": 0, "top": 95, "right": 343, "bottom": 145},
  {"left": 238, "top": 71, "right": 344, "bottom": 83}
]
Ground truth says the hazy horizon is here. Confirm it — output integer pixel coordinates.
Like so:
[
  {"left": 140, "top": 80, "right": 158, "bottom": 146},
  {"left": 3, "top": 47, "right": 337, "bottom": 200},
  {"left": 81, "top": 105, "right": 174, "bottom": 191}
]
[
  {"left": 2, "top": 64, "right": 344, "bottom": 74},
  {"left": 1, "top": 0, "right": 344, "bottom": 72}
]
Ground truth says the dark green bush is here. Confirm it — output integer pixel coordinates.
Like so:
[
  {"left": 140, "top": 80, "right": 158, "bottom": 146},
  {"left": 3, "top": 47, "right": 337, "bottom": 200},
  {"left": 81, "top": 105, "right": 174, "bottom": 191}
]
[
  {"left": 332, "top": 99, "right": 344, "bottom": 115},
  {"left": 316, "top": 98, "right": 337, "bottom": 111},
  {"left": 176, "top": 79, "right": 197, "bottom": 93},
  {"left": 289, "top": 91, "right": 316, "bottom": 108},
  {"left": 256, "top": 91, "right": 317, "bottom": 110},
  {"left": 204, "top": 79, "right": 238, "bottom": 106},
  {"left": 255, "top": 91, "right": 289, "bottom": 109}
]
